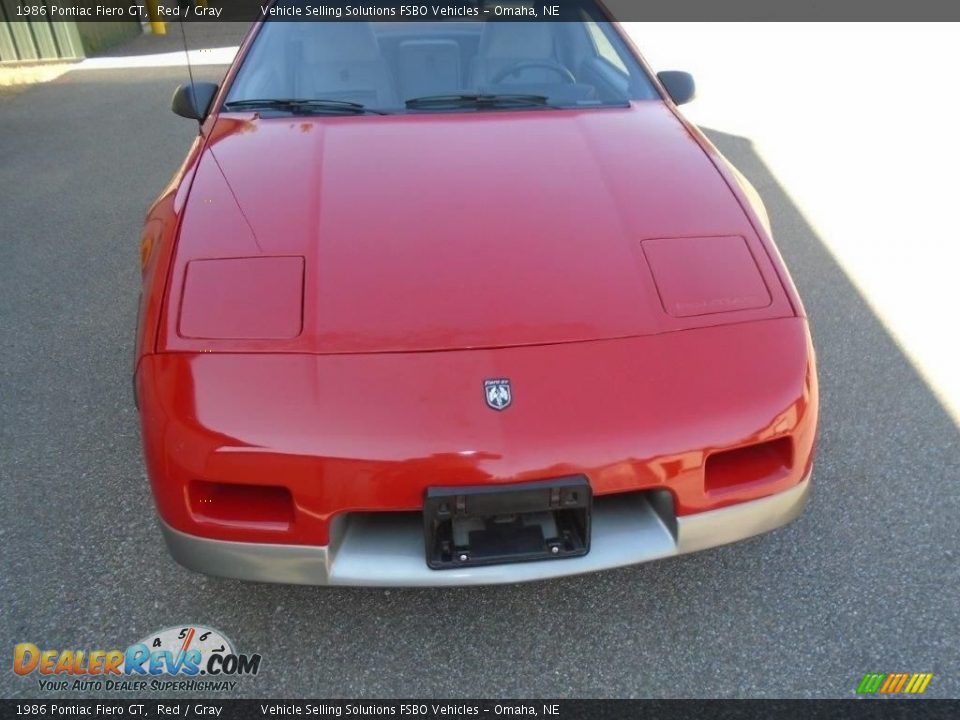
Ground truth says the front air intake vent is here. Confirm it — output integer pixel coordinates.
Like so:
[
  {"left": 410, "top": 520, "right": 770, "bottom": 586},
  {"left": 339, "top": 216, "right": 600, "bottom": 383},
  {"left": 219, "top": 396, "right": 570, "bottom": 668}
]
[
  {"left": 189, "top": 480, "right": 294, "bottom": 531},
  {"left": 704, "top": 437, "right": 793, "bottom": 495}
]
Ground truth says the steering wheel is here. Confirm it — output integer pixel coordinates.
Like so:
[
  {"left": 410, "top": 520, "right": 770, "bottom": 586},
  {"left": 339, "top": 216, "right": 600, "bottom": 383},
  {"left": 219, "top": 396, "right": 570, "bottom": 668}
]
[{"left": 490, "top": 60, "right": 576, "bottom": 85}]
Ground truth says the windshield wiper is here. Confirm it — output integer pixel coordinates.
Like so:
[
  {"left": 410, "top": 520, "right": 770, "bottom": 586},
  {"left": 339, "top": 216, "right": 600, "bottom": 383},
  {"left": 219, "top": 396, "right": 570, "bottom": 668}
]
[
  {"left": 405, "top": 93, "right": 551, "bottom": 110},
  {"left": 222, "top": 98, "right": 389, "bottom": 115}
]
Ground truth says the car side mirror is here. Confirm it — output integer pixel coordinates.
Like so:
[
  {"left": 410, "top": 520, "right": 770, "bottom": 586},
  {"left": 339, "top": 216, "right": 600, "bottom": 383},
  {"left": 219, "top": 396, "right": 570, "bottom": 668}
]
[
  {"left": 657, "top": 71, "right": 695, "bottom": 105},
  {"left": 171, "top": 82, "right": 219, "bottom": 122}
]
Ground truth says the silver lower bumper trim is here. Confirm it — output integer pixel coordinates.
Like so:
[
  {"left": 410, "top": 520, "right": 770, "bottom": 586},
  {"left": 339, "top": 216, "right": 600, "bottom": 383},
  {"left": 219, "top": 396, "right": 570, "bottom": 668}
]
[{"left": 160, "top": 476, "right": 810, "bottom": 586}]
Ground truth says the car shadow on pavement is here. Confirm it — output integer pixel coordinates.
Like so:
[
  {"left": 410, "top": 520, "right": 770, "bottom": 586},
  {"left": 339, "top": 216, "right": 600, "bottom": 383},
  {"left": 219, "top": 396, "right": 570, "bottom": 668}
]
[{"left": 1, "top": 64, "right": 956, "bottom": 700}]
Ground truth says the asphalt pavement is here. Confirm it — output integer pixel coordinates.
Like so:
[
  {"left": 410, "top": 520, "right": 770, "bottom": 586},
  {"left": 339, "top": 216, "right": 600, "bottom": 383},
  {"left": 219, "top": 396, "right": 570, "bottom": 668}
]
[{"left": 1, "top": 31, "right": 957, "bottom": 699}]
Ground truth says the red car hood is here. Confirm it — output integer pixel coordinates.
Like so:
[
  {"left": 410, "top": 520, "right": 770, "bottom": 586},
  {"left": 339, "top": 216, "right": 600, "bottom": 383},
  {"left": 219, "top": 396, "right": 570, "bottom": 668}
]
[{"left": 163, "top": 102, "right": 793, "bottom": 354}]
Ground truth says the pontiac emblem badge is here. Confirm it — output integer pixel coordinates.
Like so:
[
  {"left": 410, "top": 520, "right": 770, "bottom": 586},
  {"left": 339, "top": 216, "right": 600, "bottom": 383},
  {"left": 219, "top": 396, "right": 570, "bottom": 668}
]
[{"left": 483, "top": 378, "right": 512, "bottom": 411}]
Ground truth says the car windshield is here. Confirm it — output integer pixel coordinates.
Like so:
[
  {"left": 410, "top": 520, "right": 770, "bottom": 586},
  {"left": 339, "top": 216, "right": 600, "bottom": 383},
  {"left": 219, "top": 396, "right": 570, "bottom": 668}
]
[{"left": 224, "top": 8, "right": 658, "bottom": 114}]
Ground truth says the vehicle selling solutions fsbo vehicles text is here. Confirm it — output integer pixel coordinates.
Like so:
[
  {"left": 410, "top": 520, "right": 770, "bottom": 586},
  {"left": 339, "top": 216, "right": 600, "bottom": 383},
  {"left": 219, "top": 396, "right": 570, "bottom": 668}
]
[{"left": 258, "top": 4, "right": 557, "bottom": 17}]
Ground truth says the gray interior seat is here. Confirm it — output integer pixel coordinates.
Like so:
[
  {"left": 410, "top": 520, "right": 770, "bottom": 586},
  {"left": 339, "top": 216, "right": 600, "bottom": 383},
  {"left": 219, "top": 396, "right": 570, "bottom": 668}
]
[
  {"left": 397, "top": 39, "right": 462, "bottom": 100},
  {"left": 470, "top": 22, "right": 562, "bottom": 88},
  {"left": 293, "top": 22, "right": 397, "bottom": 106}
]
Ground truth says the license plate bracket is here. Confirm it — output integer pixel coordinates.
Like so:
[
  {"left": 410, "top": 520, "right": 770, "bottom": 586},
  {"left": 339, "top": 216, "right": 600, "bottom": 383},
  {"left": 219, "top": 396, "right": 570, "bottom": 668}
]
[{"left": 424, "top": 476, "right": 591, "bottom": 569}]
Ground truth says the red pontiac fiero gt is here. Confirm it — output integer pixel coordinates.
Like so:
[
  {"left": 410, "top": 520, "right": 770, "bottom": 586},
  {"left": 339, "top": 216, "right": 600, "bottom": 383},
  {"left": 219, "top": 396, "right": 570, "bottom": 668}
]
[{"left": 135, "top": 7, "right": 818, "bottom": 586}]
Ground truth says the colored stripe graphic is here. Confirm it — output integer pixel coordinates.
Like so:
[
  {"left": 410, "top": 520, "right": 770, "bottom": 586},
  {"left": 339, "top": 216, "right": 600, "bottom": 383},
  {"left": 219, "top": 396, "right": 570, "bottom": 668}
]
[
  {"left": 892, "top": 673, "right": 909, "bottom": 693},
  {"left": 879, "top": 674, "right": 897, "bottom": 693},
  {"left": 857, "top": 673, "right": 885, "bottom": 693},
  {"left": 905, "top": 674, "right": 921, "bottom": 693},
  {"left": 858, "top": 672, "right": 932, "bottom": 694}
]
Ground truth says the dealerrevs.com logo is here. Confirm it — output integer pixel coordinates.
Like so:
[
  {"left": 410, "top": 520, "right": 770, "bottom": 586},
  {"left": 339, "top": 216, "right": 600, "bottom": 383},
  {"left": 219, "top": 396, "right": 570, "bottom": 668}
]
[{"left": 13, "top": 625, "right": 261, "bottom": 693}]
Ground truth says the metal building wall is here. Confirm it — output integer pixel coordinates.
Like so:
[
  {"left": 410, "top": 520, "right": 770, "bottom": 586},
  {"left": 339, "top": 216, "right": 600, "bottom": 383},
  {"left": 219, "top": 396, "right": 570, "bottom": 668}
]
[{"left": 0, "top": 11, "right": 140, "bottom": 62}]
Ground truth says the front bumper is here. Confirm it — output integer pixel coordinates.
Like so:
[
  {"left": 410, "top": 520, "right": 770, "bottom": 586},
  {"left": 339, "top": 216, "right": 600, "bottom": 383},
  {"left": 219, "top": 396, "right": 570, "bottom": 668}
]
[
  {"left": 138, "top": 319, "right": 818, "bottom": 551},
  {"left": 160, "top": 474, "right": 810, "bottom": 586}
]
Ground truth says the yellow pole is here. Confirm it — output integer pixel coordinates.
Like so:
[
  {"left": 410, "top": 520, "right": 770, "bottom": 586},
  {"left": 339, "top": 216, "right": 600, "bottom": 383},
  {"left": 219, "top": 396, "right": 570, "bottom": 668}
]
[{"left": 146, "top": 0, "right": 166, "bottom": 34}]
